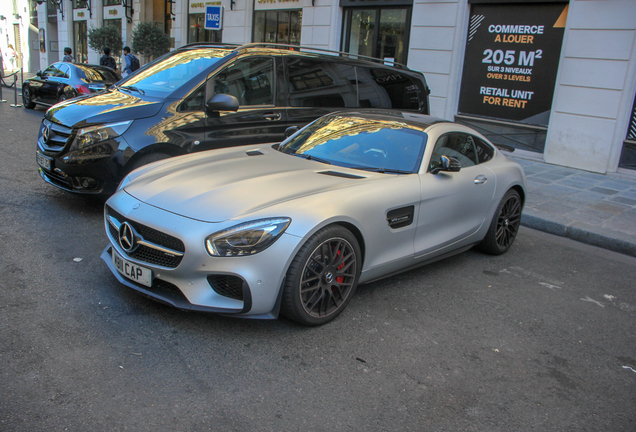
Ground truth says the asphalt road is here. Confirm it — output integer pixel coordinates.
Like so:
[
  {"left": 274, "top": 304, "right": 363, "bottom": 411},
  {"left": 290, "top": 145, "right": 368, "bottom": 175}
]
[{"left": 1, "top": 102, "right": 635, "bottom": 431}]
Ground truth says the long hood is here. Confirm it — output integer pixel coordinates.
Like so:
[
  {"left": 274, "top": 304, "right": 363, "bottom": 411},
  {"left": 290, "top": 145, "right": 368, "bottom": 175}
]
[
  {"left": 45, "top": 89, "right": 164, "bottom": 127},
  {"left": 123, "top": 146, "right": 378, "bottom": 223}
]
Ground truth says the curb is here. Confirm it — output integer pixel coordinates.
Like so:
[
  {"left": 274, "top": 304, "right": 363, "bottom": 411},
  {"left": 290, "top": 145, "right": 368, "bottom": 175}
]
[{"left": 521, "top": 213, "right": 636, "bottom": 258}]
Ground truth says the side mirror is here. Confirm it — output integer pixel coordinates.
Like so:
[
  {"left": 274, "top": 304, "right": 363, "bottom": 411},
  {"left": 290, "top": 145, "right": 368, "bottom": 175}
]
[
  {"left": 206, "top": 93, "right": 239, "bottom": 113},
  {"left": 431, "top": 155, "right": 461, "bottom": 174},
  {"left": 285, "top": 126, "right": 298, "bottom": 138},
  {"left": 36, "top": 70, "right": 43, "bottom": 77}
]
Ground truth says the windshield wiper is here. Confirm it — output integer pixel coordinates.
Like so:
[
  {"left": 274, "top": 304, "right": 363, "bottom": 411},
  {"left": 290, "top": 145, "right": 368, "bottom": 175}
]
[
  {"left": 351, "top": 166, "right": 412, "bottom": 174},
  {"left": 293, "top": 153, "right": 331, "bottom": 165},
  {"left": 119, "top": 85, "right": 145, "bottom": 95}
]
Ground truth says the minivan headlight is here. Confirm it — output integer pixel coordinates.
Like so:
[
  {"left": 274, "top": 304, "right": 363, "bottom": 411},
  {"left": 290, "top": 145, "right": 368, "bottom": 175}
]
[
  {"left": 206, "top": 218, "right": 291, "bottom": 257},
  {"left": 70, "top": 120, "right": 133, "bottom": 151}
]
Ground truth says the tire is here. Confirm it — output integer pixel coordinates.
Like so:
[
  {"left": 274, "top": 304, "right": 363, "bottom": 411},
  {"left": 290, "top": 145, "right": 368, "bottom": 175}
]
[
  {"left": 478, "top": 189, "right": 522, "bottom": 255},
  {"left": 57, "top": 94, "right": 67, "bottom": 103},
  {"left": 126, "top": 152, "right": 172, "bottom": 174},
  {"left": 281, "top": 225, "right": 362, "bottom": 326},
  {"left": 22, "top": 86, "right": 36, "bottom": 109}
]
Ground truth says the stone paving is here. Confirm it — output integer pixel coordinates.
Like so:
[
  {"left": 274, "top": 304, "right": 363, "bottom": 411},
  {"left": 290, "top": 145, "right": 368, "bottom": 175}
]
[{"left": 515, "top": 157, "right": 636, "bottom": 257}]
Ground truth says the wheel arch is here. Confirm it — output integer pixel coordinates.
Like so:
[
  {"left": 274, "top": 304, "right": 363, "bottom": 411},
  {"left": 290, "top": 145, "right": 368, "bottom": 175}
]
[
  {"left": 124, "top": 143, "right": 187, "bottom": 173},
  {"left": 509, "top": 184, "right": 526, "bottom": 207},
  {"left": 329, "top": 221, "right": 367, "bottom": 268}
]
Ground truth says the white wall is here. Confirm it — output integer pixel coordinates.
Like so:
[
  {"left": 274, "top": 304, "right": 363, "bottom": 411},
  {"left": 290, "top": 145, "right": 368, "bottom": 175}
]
[
  {"left": 544, "top": 0, "right": 636, "bottom": 173},
  {"left": 407, "top": 0, "right": 468, "bottom": 120}
]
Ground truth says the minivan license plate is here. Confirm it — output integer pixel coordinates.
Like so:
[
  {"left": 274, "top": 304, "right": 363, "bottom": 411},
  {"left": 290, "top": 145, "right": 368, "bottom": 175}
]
[
  {"left": 112, "top": 250, "right": 152, "bottom": 287},
  {"left": 36, "top": 152, "right": 52, "bottom": 170}
]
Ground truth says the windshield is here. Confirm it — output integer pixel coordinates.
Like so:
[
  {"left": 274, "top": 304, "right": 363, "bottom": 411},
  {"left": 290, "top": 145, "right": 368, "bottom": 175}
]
[
  {"left": 120, "top": 48, "right": 230, "bottom": 97},
  {"left": 279, "top": 114, "right": 428, "bottom": 173}
]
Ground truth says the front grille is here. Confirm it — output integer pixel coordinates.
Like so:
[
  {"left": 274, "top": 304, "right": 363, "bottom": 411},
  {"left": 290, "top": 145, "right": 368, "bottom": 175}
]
[
  {"left": 106, "top": 206, "right": 185, "bottom": 268},
  {"left": 40, "top": 119, "right": 73, "bottom": 153},
  {"left": 208, "top": 275, "right": 245, "bottom": 301}
]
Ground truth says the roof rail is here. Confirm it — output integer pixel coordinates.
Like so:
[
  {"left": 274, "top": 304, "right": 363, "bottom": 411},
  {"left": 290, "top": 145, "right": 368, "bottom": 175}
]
[
  {"left": 176, "top": 42, "right": 241, "bottom": 50},
  {"left": 234, "top": 43, "right": 409, "bottom": 69}
]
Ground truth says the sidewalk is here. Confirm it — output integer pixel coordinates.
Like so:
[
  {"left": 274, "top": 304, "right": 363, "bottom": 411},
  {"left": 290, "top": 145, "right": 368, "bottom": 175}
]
[{"left": 514, "top": 156, "right": 636, "bottom": 257}]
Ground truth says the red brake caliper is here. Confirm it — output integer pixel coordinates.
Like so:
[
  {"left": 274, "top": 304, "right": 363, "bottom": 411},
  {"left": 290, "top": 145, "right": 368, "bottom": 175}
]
[{"left": 336, "top": 249, "right": 344, "bottom": 283}]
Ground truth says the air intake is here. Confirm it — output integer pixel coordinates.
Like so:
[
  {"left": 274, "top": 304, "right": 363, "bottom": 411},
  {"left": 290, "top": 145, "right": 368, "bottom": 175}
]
[{"left": 318, "top": 170, "right": 365, "bottom": 179}]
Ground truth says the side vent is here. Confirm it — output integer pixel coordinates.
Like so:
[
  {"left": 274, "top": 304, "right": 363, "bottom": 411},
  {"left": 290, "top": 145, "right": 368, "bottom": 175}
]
[
  {"left": 386, "top": 206, "right": 414, "bottom": 229},
  {"left": 318, "top": 170, "right": 366, "bottom": 179},
  {"left": 246, "top": 150, "right": 264, "bottom": 156}
]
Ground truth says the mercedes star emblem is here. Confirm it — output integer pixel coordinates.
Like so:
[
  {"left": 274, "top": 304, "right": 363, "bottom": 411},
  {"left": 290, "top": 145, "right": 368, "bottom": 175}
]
[
  {"left": 119, "top": 222, "right": 138, "bottom": 252},
  {"left": 42, "top": 125, "right": 50, "bottom": 143}
]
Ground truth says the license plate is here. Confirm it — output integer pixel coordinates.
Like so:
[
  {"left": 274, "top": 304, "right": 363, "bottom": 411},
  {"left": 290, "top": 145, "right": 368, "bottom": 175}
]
[
  {"left": 36, "top": 152, "right": 52, "bottom": 171},
  {"left": 112, "top": 249, "right": 153, "bottom": 288}
]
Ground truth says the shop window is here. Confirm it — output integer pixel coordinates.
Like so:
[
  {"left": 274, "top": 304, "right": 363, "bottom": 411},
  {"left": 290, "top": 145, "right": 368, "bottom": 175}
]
[
  {"left": 341, "top": 7, "right": 411, "bottom": 65},
  {"left": 253, "top": 10, "right": 301, "bottom": 45},
  {"left": 619, "top": 92, "right": 636, "bottom": 170},
  {"left": 74, "top": 20, "right": 88, "bottom": 63},
  {"left": 188, "top": 14, "right": 222, "bottom": 43}
]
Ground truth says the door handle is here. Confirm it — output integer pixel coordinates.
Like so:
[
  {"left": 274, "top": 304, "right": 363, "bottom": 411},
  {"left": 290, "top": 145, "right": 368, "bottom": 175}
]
[
  {"left": 262, "top": 113, "right": 281, "bottom": 121},
  {"left": 474, "top": 175, "right": 487, "bottom": 184}
]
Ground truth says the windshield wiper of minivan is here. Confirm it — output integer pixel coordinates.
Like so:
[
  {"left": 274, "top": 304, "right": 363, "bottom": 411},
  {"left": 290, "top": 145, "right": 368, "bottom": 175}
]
[
  {"left": 293, "top": 153, "right": 331, "bottom": 165},
  {"left": 351, "top": 166, "right": 412, "bottom": 174},
  {"left": 118, "top": 85, "right": 145, "bottom": 95}
]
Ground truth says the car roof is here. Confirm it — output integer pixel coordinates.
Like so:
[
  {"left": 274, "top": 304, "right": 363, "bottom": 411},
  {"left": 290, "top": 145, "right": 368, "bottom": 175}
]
[{"left": 329, "top": 110, "right": 451, "bottom": 129}]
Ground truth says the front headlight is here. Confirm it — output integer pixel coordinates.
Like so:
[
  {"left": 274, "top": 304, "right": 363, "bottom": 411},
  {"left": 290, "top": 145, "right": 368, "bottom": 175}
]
[
  {"left": 70, "top": 120, "right": 133, "bottom": 151},
  {"left": 205, "top": 218, "right": 291, "bottom": 257}
]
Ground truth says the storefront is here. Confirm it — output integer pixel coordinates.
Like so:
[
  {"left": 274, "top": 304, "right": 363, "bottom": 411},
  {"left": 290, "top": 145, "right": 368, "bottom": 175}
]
[
  {"left": 456, "top": 1, "right": 568, "bottom": 153},
  {"left": 340, "top": 0, "right": 412, "bottom": 65},
  {"left": 72, "top": 0, "right": 89, "bottom": 63},
  {"left": 188, "top": 0, "right": 225, "bottom": 43},
  {"left": 253, "top": 0, "right": 302, "bottom": 45}
]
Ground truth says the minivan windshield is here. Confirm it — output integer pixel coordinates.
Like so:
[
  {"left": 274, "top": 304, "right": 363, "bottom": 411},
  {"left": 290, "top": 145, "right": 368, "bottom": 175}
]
[
  {"left": 120, "top": 48, "right": 230, "bottom": 97},
  {"left": 279, "top": 114, "right": 429, "bottom": 174}
]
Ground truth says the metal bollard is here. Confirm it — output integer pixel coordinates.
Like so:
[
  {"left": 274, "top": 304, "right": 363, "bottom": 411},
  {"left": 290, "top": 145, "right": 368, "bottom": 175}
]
[
  {"left": 0, "top": 79, "right": 6, "bottom": 103},
  {"left": 10, "top": 73, "right": 22, "bottom": 108}
]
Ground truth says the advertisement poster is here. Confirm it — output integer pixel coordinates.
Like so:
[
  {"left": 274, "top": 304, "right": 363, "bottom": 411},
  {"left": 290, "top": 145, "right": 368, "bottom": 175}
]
[{"left": 458, "top": 3, "right": 568, "bottom": 126}]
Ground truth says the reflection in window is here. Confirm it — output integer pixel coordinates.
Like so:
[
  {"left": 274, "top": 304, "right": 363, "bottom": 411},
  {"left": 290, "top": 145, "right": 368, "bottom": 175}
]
[
  {"left": 188, "top": 14, "right": 222, "bottom": 43},
  {"left": 214, "top": 57, "right": 274, "bottom": 106}
]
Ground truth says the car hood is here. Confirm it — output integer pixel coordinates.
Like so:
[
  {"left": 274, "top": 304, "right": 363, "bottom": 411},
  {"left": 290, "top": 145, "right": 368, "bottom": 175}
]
[
  {"left": 45, "top": 89, "right": 164, "bottom": 128},
  {"left": 123, "top": 146, "right": 379, "bottom": 223}
]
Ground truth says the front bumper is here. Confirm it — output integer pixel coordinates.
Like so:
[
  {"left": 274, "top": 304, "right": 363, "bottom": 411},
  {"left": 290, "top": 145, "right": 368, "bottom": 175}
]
[{"left": 101, "top": 192, "right": 303, "bottom": 318}]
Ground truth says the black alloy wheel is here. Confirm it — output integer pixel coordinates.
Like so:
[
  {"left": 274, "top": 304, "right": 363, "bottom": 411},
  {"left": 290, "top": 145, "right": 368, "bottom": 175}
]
[
  {"left": 22, "top": 86, "right": 36, "bottom": 109},
  {"left": 282, "top": 225, "right": 361, "bottom": 326},
  {"left": 479, "top": 189, "right": 522, "bottom": 255},
  {"left": 57, "top": 94, "right": 67, "bottom": 103}
]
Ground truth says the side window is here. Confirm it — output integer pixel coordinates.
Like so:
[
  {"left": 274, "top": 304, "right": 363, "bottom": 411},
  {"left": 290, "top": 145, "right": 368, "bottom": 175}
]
[
  {"left": 474, "top": 137, "right": 495, "bottom": 164},
  {"left": 56, "top": 64, "right": 70, "bottom": 78},
  {"left": 43, "top": 64, "right": 59, "bottom": 77},
  {"left": 357, "top": 67, "right": 422, "bottom": 110},
  {"left": 429, "top": 133, "right": 478, "bottom": 171},
  {"left": 214, "top": 57, "right": 273, "bottom": 106},
  {"left": 179, "top": 85, "right": 205, "bottom": 112},
  {"left": 285, "top": 57, "right": 358, "bottom": 108}
]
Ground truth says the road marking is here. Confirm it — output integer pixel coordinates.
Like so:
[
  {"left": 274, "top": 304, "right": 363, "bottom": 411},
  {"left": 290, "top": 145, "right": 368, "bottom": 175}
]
[{"left": 580, "top": 296, "right": 605, "bottom": 308}]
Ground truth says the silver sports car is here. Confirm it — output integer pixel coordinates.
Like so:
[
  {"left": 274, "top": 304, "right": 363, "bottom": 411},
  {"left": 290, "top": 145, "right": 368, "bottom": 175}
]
[{"left": 101, "top": 111, "right": 526, "bottom": 326}]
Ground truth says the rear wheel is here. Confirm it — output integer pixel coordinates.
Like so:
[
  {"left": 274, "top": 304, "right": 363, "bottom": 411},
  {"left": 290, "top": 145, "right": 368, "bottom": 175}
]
[
  {"left": 22, "top": 86, "right": 36, "bottom": 109},
  {"left": 57, "top": 94, "right": 67, "bottom": 103},
  {"left": 478, "top": 189, "right": 522, "bottom": 255},
  {"left": 281, "top": 225, "right": 361, "bottom": 326}
]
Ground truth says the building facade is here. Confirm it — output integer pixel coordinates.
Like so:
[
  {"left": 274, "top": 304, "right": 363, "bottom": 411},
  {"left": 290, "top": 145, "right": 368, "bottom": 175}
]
[{"left": 2, "top": 0, "right": 635, "bottom": 175}]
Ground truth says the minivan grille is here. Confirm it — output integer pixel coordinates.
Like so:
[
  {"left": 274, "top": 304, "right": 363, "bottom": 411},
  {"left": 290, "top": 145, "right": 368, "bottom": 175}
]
[
  {"left": 39, "top": 119, "right": 73, "bottom": 152},
  {"left": 106, "top": 206, "right": 186, "bottom": 268}
]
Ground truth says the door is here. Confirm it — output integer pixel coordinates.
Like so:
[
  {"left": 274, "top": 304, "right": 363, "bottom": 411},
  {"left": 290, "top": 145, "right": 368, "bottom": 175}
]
[
  {"left": 29, "top": 63, "right": 60, "bottom": 104},
  {"left": 202, "top": 56, "right": 288, "bottom": 150},
  {"left": 414, "top": 132, "right": 496, "bottom": 256},
  {"left": 43, "top": 63, "right": 71, "bottom": 103}
]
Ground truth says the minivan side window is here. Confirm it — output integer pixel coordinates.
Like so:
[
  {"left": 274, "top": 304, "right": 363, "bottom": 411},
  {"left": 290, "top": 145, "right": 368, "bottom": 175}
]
[
  {"left": 357, "top": 68, "right": 422, "bottom": 110},
  {"left": 285, "top": 57, "right": 358, "bottom": 108},
  {"left": 214, "top": 57, "right": 274, "bottom": 106}
]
